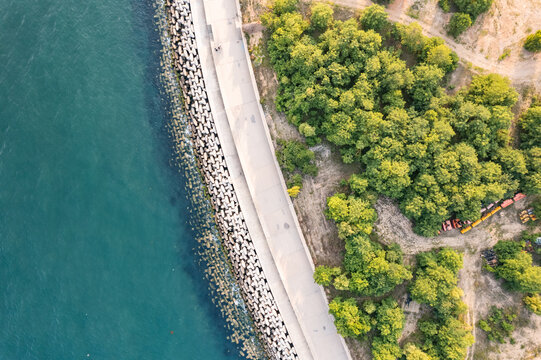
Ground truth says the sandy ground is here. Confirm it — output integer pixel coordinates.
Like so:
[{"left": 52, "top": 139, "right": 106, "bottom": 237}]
[{"left": 240, "top": 1, "right": 541, "bottom": 358}]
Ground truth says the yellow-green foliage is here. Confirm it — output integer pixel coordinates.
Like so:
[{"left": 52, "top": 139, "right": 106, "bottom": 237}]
[
  {"left": 263, "top": 1, "right": 532, "bottom": 237},
  {"left": 287, "top": 185, "right": 300, "bottom": 198},
  {"left": 524, "top": 294, "right": 541, "bottom": 315}
]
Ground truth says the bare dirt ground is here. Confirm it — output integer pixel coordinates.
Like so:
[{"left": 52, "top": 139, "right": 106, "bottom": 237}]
[
  {"left": 239, "top": 1, "right": 541, "bottom": 358},
  {"left": 332, "top": 0, "right": 541, "bottom": 91}
]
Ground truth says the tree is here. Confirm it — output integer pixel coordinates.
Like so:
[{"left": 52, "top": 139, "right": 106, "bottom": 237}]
[
  {"left": 453, "top": 0, "right": 493, "bottom": 19},
  {"left": 366, "top": 159, "right": 411, "bottom": 199},
  {"left": 328, "top": 298, "right": 372, "bottom": 338},
  {"left": 344, "top": 235, "right": 412, "bottom": 296},
  {"left": 410, "top": 249, "right": 466, "bottom": 317},
  {"left": 447, "top": 13, "right": 472, "bottom": 38},
  {"left": 326, "top": 194, "right": 377, "bottom": 239},
  {"left": 493, "top": 240, "right": 522, "bottom": 261},
  {"left": 375, "top": 298, "right": 404, "bottom": 340},
  {"left": 524, "top": 30, "right": 541, "bottom": 52},
  {"left": 287, "top": 185, "right": 301, "bottom": 197},
  {"left": 270, "top": 0, "right": 298, "bottom": 15},
  {"left": 496, "top": 251, "right": 541, "bottom": 293},
  {"left": 465, "top": 74, "right": 518, "bottom": 107},
  {"left": 409, "top": 64, "right": 445, "bottom": 111},
  {"left": 438, "top": 0, "right": 450, "bottom": 12},
  {"left": 360, "top": 4, "right": 389, "bottom": 32},
  {"left": 424, "top": 43, "right": 459, "bottom": 73},
  {"left": 404, "top": 343, "right": 433, "bottom": 360},
  {"left": 519, "top": 105, "right": 541, "bottom": 149},
  {"left": 495, "top": 147, "right": 528, "bottom": 184},
  {"left": 314, "top": 265, "right": 341, "bottom": 286},
  {"left": 396, "top": 22, "right": 425, "bottom": 54},
  {"left": 371, "top": 337, "right": 402, "bottom": 360},
  {"left": 429, "top": 317, "right": 474, "bottom": 360},
  {"left": 299, "top": 122, "right": 316, "bottom": 137},
  {"left": 310, "top": 3, "right": 334, "bottom": 31}
]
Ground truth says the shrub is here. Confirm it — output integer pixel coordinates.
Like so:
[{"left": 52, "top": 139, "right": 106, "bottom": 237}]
[
  {"left": 287, "top": 185, "right": 301, "bottom": 198},
  {"left": 276, "top": 139, "right": 317, "bottom": 175},
  {"left": 478, "top": 306, "right": 517, "bottom": 343},
  {"left": 447, "top": 13, "right": 472, "bottom": 38},
  {"left": 524, "top": 30, "right": 541, "bottom": 52},
  {"left": 438, "top": 0, "right": 450, "bottom": 12},
  {"left": 524, "top": 294, "right": 541, "bottom": 315}
]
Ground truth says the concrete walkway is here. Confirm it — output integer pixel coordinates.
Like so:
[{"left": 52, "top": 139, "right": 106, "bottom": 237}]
[{"left": 190, "top": 1, "right": 352, "bottom": 359}]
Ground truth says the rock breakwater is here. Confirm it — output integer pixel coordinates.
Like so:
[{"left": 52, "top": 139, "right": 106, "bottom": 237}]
[{"left": 164, "top": 1, "right": 298, "bottom": 359}]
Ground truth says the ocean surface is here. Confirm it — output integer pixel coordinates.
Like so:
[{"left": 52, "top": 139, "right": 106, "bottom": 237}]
[{"left": 0, "top": 0, "right": 244, "bottom": 359}]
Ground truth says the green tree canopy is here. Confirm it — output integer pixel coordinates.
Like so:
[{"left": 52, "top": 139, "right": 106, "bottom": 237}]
[
  {"left": 310, "top": 3, "right": 334, "bottom": 31},
  {"left": 328, "top": 297, "right": 372, "bottom": 338},
  {"left": 447, "top": 12, "right": 472, "bottom": 38},
  {"left": 524, "top": 30, "right": 541, "bottom": 52},
  {"left": 453, "top": 0, "right": 493, "bottom": 19},
  {"left": 360, "top": 4, "right": 389, "bottom": 32}
]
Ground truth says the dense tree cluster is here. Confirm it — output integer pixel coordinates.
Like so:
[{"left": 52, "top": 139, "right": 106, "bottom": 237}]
[
  {"left": 327, "top": 296, "right": 405, "bottom": 359},
  {"left": 519, "top": 99, "right": 541, "bottom": 194},
  {"left": 407, "top": 249, "right": 474, "bottom": 360},
  {"left": 371, "top": 298, "right": 404, "bottom": 360},
  {"left": 524, "top": 30, "right": 541, "bottom": 52},
  {"left": 319, "top": 181, "right": 412, "bottom": 297},
  {"left": 493, "top": 239, "right": 541, "bottom": 294},
  {"left": 316, "top": 176, "right": 410, "bottom": 357},
  {"left": 264, "top": 2, "right": 533, "bottom": 236},
  {"left": 490, "top": 233, "right": 541, "bottom": 317}
]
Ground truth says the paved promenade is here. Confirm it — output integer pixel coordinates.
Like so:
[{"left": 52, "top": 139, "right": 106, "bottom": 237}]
[{"left": 190, "top": 1, "right": 352, "bottom": 359}]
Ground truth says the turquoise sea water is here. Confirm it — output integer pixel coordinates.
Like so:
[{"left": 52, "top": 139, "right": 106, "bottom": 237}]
[{"left": 0, "top": 0, "right": 243, "bottom": 359}]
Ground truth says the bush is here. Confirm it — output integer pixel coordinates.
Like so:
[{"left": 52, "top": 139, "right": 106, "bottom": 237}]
[
  {"left": 438, "top": 0, "right": 450, "bottom": 12},
  {"left": 447, "top": 13, "right": 472, "bottom": 38},
  {"left": 524, "top": 293, "right": 541, "bottom": 315},
  {"left": 287, "top": 185, "right": 301, "bottom": 198},
  {"left": 524, "top": 30, "right": 541, "bottom": 52},
  {"left": 478, "top": 306, "right": 517, "bottom": 343},
  {"left": 276, "top": 139, "right": 317, "bottom": 175}
]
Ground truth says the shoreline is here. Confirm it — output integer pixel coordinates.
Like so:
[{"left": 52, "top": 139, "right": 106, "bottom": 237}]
[
  {"left": 164, "top": 1, "right": 300, "bottom": 358},
  {"left": 173, "top": 0, "right": 352, "bottom": 359}
]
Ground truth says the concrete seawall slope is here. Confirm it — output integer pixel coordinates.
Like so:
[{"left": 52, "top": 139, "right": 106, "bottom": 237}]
[{"left": 191, "top": 0, "right": 352, "bottom": 359}]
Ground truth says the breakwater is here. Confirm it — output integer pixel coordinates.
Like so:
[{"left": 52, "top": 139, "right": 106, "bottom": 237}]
[
  {"left": 155, "top": 2, "right": 264, "bottom": 359},
  {"left": 162, "top": 0, "right": 298, "bottom": 359}
]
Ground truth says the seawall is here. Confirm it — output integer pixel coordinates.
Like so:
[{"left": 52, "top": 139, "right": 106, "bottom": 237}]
[
  {"left": 164, "top": 1, "right": 298, "bottom": 358},
  {"left": 192, "top": 0, "right": 352, "bottom": 359}
]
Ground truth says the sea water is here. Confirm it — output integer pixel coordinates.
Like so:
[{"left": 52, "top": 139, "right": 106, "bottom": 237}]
[{"left": 0, "top": 0, "right": 247, "bottom": 358}]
